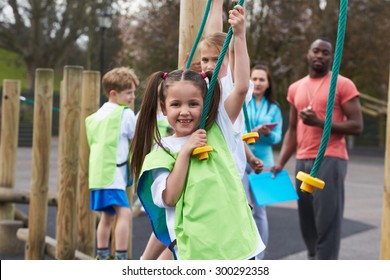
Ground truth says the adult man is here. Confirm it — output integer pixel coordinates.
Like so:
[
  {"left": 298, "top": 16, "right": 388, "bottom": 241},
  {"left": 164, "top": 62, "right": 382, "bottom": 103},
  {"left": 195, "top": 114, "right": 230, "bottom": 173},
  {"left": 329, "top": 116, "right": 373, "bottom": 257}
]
[{"left": 271, "top": 37, "right": 363, "bottom": 259}]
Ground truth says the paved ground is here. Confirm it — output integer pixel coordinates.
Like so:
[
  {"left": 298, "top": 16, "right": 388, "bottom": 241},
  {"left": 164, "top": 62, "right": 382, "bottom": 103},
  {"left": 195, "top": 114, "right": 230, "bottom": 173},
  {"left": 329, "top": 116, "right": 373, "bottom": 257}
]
[{"left": 0, "top": 137, "right": 386, "bottom": 260}]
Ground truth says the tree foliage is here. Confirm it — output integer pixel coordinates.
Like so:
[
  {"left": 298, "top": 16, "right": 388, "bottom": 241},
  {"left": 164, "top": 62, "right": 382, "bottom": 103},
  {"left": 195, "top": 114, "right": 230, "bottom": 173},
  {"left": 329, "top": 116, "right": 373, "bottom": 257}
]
[
  {"left": 118, "top": 0, "right": 389, "bottom": 110},
  {"left": 0, "top": 0, "right": 118, "bottom": 88},
  {"left": 0, "top": 0, "right": 388, "bottom": 103},
  {"left": 343, "top": 0, "right": 390, "bottom": 100},
  {"left": 118, "top": 0, "right": 180, "bottom": 80}
]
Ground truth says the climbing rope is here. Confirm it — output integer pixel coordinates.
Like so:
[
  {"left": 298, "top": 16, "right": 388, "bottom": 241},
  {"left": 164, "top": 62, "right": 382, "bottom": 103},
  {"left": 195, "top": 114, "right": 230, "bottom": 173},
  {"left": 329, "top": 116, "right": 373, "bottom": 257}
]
[
  {"left": 20, "top": 96, "right": 60, "bottom": 112},
  {"left": 242, "top": 101, "right": 252, "bottom": 133},
  {"left": 309, "top": 0, "right": 348, "bottom": 178},
  {"left": 184, "top": 0, "right": 250, "bottom": 131},
  {"left": 200, "top": 0, "right": 245, "bottom": 129}
]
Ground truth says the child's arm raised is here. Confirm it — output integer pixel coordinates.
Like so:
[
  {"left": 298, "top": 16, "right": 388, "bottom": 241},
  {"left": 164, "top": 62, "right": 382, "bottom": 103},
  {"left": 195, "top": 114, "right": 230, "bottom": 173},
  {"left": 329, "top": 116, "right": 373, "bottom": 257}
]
[
  {"left": 224, "top": 4, "right": 249, "bottom": 124},
  {"left": 204, "top": 0, "right": 224, "bottom": 36},
  {"left": 162, "top": 129, "right": 207, "bottom": 206}
]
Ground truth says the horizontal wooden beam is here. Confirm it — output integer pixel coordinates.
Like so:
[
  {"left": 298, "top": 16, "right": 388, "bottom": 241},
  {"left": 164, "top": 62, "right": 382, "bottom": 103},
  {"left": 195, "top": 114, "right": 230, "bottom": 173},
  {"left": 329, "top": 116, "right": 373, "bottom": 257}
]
[
  {"left": 360, "top": 92, "right": 387, "bottom": 106},
  {"left": 361, "top": 106, "right": 379, "bottom": 117},
  {"left": 0, "top": 187, "right": 57, "bottom": 206},
  {"left": 363, "top": 103, "right": 388, "bottom": 114},
  {"left": 17, "top": 228, "right": 94, "bottom": 260}
]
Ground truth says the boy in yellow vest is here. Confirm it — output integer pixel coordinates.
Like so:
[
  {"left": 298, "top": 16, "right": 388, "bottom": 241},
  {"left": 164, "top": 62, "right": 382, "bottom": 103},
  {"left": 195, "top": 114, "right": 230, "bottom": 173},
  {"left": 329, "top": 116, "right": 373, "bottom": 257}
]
[{"left": 85, "top": 67, "right": 139, "bottom": 260}]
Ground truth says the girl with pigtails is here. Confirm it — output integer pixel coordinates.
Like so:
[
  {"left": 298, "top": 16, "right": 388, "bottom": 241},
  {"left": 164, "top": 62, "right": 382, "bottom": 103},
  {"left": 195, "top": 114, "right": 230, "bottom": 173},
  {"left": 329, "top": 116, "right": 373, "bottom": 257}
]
[{"left": 130, "top": 4, "right": 264, "bottom": 260}]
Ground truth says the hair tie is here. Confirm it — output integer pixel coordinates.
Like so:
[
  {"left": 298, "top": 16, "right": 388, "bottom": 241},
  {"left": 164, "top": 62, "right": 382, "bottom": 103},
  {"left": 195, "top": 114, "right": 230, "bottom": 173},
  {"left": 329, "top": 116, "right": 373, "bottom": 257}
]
[
  {"left": 162, "top": 72, "right": 168, "bottom": 79},
  {"left": 201, "top": 72, "right": 209, "bottom": 89}
]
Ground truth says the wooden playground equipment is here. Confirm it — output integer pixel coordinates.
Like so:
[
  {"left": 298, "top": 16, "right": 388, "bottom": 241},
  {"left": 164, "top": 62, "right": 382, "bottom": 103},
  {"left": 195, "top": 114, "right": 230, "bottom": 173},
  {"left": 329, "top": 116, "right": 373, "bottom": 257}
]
[
  {"left": 0, "top": 67, "right": 100, "bottom": 259},
  {"left": 380, "top": 69, "right": 390, "bottom": 259},
  {"left": 359, "top": 92, "right": 388, "bottom": 148}
]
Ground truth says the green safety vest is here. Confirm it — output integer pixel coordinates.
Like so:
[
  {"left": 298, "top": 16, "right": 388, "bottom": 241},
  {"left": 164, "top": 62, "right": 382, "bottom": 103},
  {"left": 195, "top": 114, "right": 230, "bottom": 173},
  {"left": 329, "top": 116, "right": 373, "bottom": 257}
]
[
  {"left": 138, "top": 123, "right": 259, "bottom": 259},
  {"left": 85, "top": 106, "right": 127, "bottom": 189}
]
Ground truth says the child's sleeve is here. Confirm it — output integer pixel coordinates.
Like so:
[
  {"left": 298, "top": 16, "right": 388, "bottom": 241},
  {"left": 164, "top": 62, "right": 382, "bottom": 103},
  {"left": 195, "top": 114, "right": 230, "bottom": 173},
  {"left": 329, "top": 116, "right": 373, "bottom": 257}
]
[
  {"left": 124, "top": 109, "right": 136, "bottom": 140},
  {"left": 259, "top": 105, "right": 283, "bottom": 145},
  {"left": 150, "top": 169, "right": 170, "bottom": 209}
]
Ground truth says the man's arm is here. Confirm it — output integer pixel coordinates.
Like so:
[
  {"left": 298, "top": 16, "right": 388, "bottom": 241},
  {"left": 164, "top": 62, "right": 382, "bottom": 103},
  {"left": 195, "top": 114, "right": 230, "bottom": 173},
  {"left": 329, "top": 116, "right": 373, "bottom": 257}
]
[
  {"left": 270, "top": 104, "right": 297, "bottom": 175},
  {"left": 299, "top": 97, "right": 363, "bottom": 135}
]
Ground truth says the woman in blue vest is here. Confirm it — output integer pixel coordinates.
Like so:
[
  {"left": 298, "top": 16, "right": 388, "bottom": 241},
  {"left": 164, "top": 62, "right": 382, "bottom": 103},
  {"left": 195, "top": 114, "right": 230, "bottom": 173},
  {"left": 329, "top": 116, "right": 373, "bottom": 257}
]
[{"left": 243, "top": 64, "right": 283, "bottom": 259}]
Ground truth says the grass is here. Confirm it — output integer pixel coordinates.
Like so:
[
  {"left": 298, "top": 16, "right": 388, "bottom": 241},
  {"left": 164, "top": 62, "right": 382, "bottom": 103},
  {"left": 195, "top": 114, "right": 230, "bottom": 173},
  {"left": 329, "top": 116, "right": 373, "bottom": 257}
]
[
  {"left": 0, "top": 48, "right": 62, "bottom": 91},
  {"left": 0, "top": 48, "right": 29, "bottom": 89}
]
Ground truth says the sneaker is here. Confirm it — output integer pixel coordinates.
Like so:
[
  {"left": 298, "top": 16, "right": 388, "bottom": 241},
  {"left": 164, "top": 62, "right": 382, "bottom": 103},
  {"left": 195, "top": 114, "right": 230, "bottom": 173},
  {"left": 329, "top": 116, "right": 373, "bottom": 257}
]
[{"left": 96, "top": 256, "right": 113, "bottom": 260}]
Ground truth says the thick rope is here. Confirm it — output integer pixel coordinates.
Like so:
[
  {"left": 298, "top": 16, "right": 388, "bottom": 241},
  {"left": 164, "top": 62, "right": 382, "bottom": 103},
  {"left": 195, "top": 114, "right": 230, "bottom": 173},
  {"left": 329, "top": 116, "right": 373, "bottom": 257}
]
[
  {"left": 242, "top": 101, "right": 252, "bottom": 133},
  {"left": 20, "top": 96, "right": 60, "bottom": 112},
  {"left": 310, "top": 0, "right": 348, "bottom": 177},
  {"left": 200, "top": 0, "right": 245, "bottom": 129},
  {"left": 185, "top": 0, "right": 213, "bottom": 70}
]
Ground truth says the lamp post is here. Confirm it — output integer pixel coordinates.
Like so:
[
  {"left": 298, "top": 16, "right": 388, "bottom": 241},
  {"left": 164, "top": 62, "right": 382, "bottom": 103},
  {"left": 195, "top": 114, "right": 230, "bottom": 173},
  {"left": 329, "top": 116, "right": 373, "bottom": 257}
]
[
  {"left": 97, "top": 10, "right": 112, "bottom": 104},
  {"left": 98, "top": 11, "right": 112, "bottom": 78}
]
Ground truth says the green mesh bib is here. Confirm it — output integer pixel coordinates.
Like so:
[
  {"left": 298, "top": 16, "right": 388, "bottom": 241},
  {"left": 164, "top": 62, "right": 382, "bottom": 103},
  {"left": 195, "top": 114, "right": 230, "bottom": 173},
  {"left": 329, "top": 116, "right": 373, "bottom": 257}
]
[
  {"left": 85, "top": 106, "right": 125, "bottom": 189},
  {"left": 138, "top": 123, "right": 260, "bottom": 259}
]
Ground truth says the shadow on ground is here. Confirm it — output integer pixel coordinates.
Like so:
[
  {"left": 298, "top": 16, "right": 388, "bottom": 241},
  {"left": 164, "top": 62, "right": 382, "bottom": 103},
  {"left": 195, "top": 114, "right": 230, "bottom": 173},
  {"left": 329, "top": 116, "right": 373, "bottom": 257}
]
[{"left": 264, "top": 206, "right": 375, "bottom": 260}]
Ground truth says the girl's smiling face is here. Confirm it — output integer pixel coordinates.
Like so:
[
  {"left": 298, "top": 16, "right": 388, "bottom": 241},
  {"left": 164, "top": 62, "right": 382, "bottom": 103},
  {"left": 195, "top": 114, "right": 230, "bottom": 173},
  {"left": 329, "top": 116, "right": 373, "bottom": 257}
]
[{"left": 161, "top": 80, "right": 204, "bottom": 137}]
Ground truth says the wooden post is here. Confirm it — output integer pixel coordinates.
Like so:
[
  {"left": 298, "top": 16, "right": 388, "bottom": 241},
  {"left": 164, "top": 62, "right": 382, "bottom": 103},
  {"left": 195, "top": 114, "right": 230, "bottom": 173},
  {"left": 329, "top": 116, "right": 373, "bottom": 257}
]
[
  {"left": 0, "top": 80, "right": 20, "bottom": 221},
  {"left": 0, "top": 187, "right": 57, "bottom": 206},
  {"left": 17, "top": 228, "right": 94, "bottom": 260},
  {"left": 56, "top": 66, "right": 83, "bottom": 259},
  {"left": 0, "top": 80, "right": 21, "bottom": 255},
  {"left": 77, "top": 71, "right": 100, "bottom": 257},
  {"left": 57, "top": 81, "right": 64, "bottom": 192},
  {"left": 379, "top": 115, "right": 385, "bottom": 148},
  {"left": 380, "top": 67, "right": 390, "bottom": 259},
  {"left": 26, "top": 69, "right": 54, "bottom": 259},
  {"left": 178, "top": 0, "right": 207, "bottom": 68}
]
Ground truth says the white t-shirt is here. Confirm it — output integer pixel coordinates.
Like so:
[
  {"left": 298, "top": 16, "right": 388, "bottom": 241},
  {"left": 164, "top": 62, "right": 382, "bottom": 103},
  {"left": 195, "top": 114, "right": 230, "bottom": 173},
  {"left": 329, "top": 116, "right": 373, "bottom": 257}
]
[
  {"left": 219, "top": 65, "right": 254, "bottom": 179},
  {"left": 94, "top": 102, "right": 136, "bottom": 190},
  {"left": 150, "top": 104, "right": 263, "bottom": 259}
]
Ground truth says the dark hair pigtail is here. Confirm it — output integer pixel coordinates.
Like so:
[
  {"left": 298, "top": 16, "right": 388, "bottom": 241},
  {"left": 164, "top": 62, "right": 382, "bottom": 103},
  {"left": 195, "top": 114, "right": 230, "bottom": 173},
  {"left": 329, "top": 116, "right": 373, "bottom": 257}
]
[
  {"left": 204, "top": 71, "right": 221, "bottom": 130},
  {"left": 131, "top": 71, "right": 165, "bottom": 186}
]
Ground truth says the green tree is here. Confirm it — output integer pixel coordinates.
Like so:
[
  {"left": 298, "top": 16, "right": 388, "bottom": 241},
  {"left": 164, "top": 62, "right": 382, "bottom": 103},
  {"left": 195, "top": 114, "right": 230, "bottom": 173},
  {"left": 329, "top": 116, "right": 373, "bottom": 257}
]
[
  {"left": 117, "top": 0, "right": 389, "bottom": 110},
  {"left": 343, "top": 0, "right": 390, "bottom": 100},
  {"left": 0, "top": 0, "right": 116, "bottom": 89},
  {"left": 118, "top": 0, "right": 180, "bottom": 78},
  {"left": 117, "top": 0, "right": 180, "bottom": 110}
]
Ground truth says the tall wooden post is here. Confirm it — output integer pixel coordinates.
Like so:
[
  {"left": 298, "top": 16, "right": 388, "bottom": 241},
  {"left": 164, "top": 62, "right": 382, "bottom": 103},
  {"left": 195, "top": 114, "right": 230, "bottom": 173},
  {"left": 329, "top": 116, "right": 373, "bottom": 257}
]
[
  {"left": 77, "top": 71, "right": 100, "bottom": 256},
  {"left": 25, "top": 69, "right": 54, "bottom": 259},
  {"left": 56, "top": 66, "right": 83, "bottom": 259},
  {"left": 0, "top": 80, "right": 20, "bottom": 220},
  {"left": 0, "top": 80, "right": 21, "bottom": 255},
  {"left": 178, "top": 0, "right": 207, "bottom": 68},
  {"left": 379, "top": 115, "right": 385, "bottom": 149},
  {"left": 56, "top": 80, "right": 65, "bottom": 192},
  {"left": 380, "top": 67, "right": 390, "bottom": 259}
]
